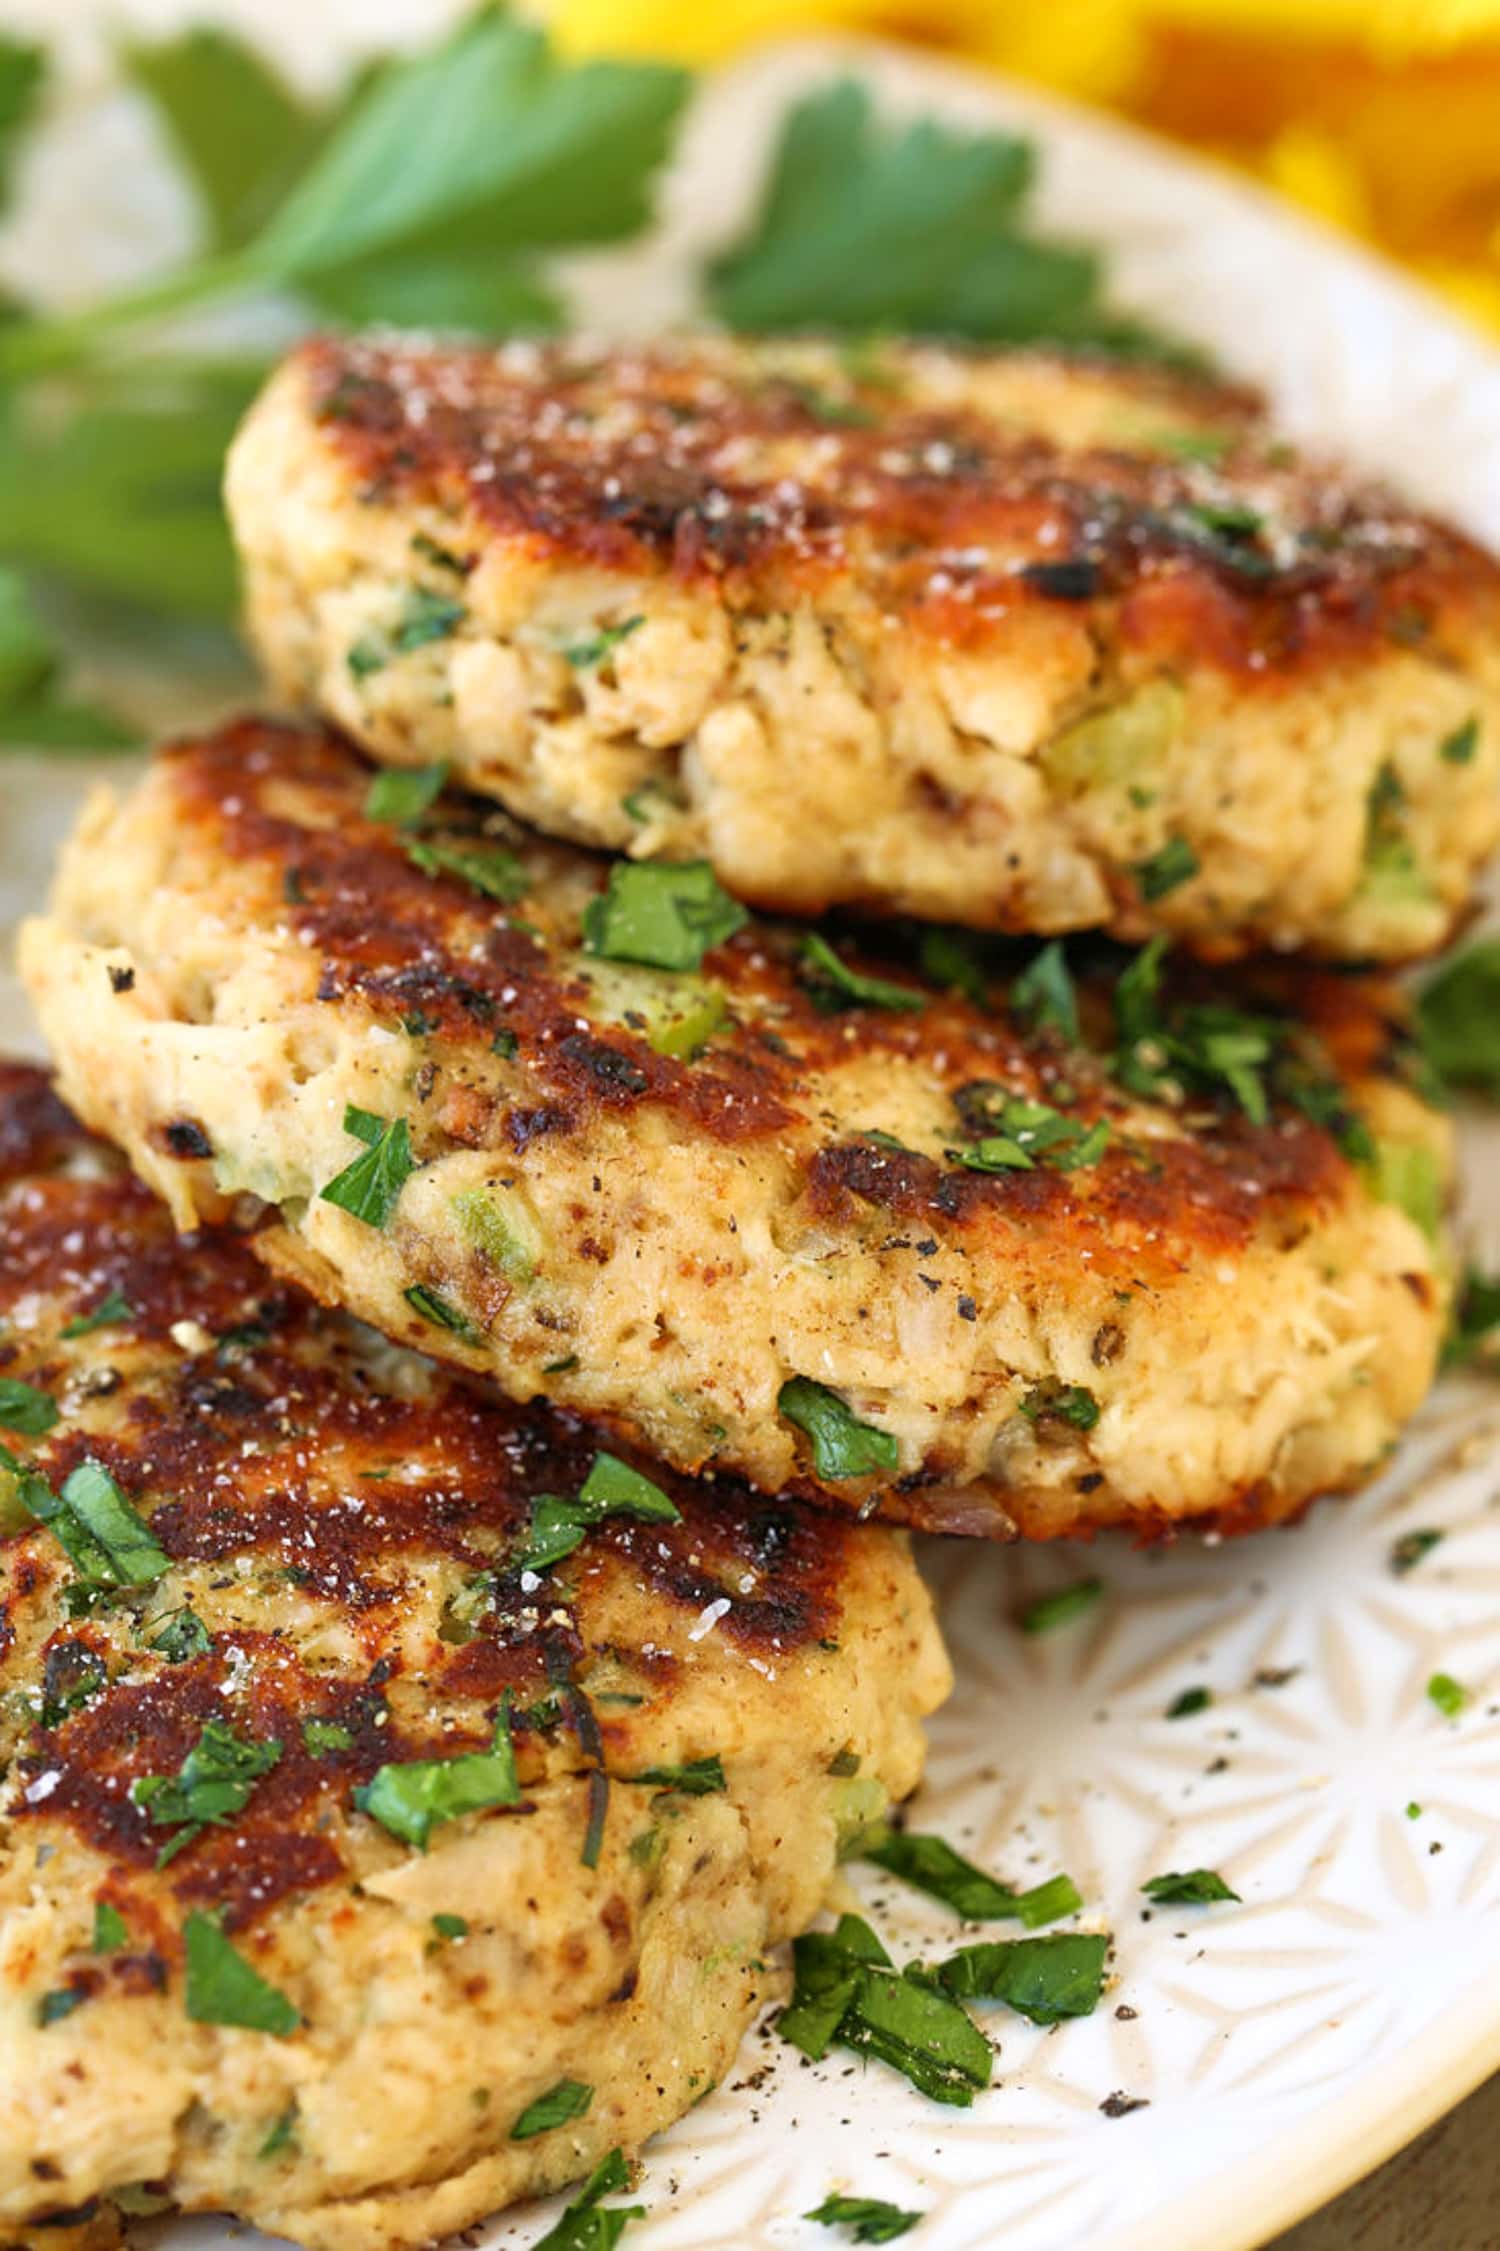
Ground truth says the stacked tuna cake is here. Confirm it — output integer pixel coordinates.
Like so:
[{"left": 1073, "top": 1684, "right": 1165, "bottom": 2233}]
[{"left": 6, "top": 326, "right": 1492, "bottom": 2247}]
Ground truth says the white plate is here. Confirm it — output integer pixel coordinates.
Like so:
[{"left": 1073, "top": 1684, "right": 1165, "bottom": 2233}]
[{"left": 3, "top": 23, "right": 1500, "bottom": 2251}]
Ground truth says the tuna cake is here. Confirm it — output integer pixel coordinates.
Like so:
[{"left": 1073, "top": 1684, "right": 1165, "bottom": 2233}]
[
  {"left": 0, "top": 1061, "right": 947, "bottom": 2251},
  {"left": 227, "top": 331, "right": 1500, "bottom": 964},
  {"left": 21, "top": 718, "right": 1453, "bottom": 1544}
]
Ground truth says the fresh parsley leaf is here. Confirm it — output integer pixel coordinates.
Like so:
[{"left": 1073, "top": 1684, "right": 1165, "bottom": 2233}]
[
  {"left": 582, "top": 859, "right": 748, "bottom": 973},
  {"left": 627, "top": 1755, "right": 726, "bottom": 1796},
  {"left": 1390, "top": 1529, "right": 1443, "bottom": 1576},
  {"left": 406, "top": 837, "right": 529, "bottom": 903},
  {"left": 950, "top": 1086, "right": 1109, "bottom": 1173},
  {"left": 511, "top": 2077, "right": 594, "bottom": 2140},
  {"left": 19, "top": 1459, "right": 169, "bottom": 1588},
  {"left": 1134, "top": 835, "right": 1200, "bottom": 902},
  {"left": 355, "top": 1703, "right": 520, "bottom": 1849},
  {"left": 148, "top": 1606, "right": 211, "bottom": 1663},
  {"left": 319, "top": 1109, "right": 415, "bottom": 1229},
  {"left": 1417, "top": 940, "right": 1500, "bottom": 1099},
  {"left": 183, "top": 1910, "right": 301, "bottom": 2035},
  {"left": 805, "top": 2194, "right": 923, "bottom": 2244},
  {"left": 92, "top": 1902, "right": 128, "bottom": 1953},
  {"left": 1427, "top": 1671, "right": 1467, "bottom": 1720},
  {"left": 0, "top": 1376, "right": 58, "bottom": 1434},
  {"left": 1141, "top": 1868, "right": 1240, "bottom": 1905},
  {"left": 778, "top": 1377, "right": 899, "bottom": 1480},
  {"left": 861, "top": 1830, "right": 1081, "bottom": 1928},
  {"left": 1439, "top": 715, "right": 1480, "bottom": 765},
  {"left": 779, "top": 1914, "right": 993, "bottom": 2107},
  {"left": 301, "top": 1718, "right": 354, "bottom": 1757},
  {"left": 800, "top": 932, "right": 926, "bottom": 1013},
  {"left": 431, "top": 1912, "right": 469, "bottom": 1942},
  {"left": 132, "top": 1720, "right": 282, "bottom": 1864},
  {"left": 933, "top": 1931, "right": 1109, "bottom": 2023},
  {"left": 61, "top": 1288, "right": 133, "bottom": 1339},
  {"left": 1017, "top": 1577, "right": 1102, "bottom": 1633},
  {"left": 1010, "top": 939, "right": 1078, "bottom": 1043},
  {"left": 917, "top": 928, "right": 989, "bottom": 1006},
  {"left": 1166, "top": 1686, "right": 1213, "bottom": 1719},
  {"left": 565, "top": 615, "right": 644, "bottom": 668},
  {"left": 404, "top": 1283, "right": 476, "bottom": 1337},
  {"left": 124, "top": 27, "right": 324, "bottom": 251},
  {"left": 1017, "top": 1382, "right": 1100, "bottom": 1432},
  {"left": 1447, "top": 1268, "right": 1500, "bottom": 1367},
  {"left": 519, "top": 1452, "right": 681, "bottom": 1573},
  {"left": 311, "top": 248, "right": 561, "bottom": 334},
  {"left": 348, "top": 586, "right": 465, "bottom": 676},
  {"left": 365, "top": 763, "right": 448, "bottom": 827},
  {"left": 532, "top": 2147, "right": 643, "bottom": 2251}
]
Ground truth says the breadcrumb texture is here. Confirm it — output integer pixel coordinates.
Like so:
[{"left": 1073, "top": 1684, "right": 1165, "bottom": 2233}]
[
  {"left": 0, "top": 1064, "right": 947, "bottom": 2251},
  {"left": 227, "top": 332, "right": 1500, "bottom": 962}
]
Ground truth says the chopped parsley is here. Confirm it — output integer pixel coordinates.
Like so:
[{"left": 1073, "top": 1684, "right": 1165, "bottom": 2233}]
[
  {"left": 581, "top": 1766, "right": 610, "bottom": 1869},
  {"left": 1141, "top": 1868, "right": 1240, "bottom": 1905},
  {"left": 0, "top": 1376, "right": 57, "bottom": 1433},
  {"left": 778, "top": 1377, "right": 898, "bottom": 1480},
  {"left": 38, "top": 1986, "right": 85, "bottom": 2027},
  {"left": 800, "top": 932, "right": 926, "bottom": 1013},
  {"left": 1134, "top": 835, "right": 1200, "bottom": 901},
  {"left": 626, "top": 1755, "right": 726, "bottom": 1796},
  {"left": 355, "top": 1702, "right": 520, "bottom": 1849},
  {"left": 918, "top": 928, "right": 989, "bottom": 1006},
  {"left": 1166, "top": 1686, "right": 1213, "bottom": 1719},
  {"left": 319, "top": 1106, "right": 415, "bottom": 1229},
  {"left": 1390, "top": 1529, "right": 1443, "bottom": 1576},
  {"left": 92, "top": 1901, "right": 127, "bottom": 1953},
  {"left": 183, "top": 1910, "right": 301, "bottom": 2035},
  {"left": 511, "top": 2077, "right": 594, "bottom": 2140},
  {"left": 1010, "top": 939, "right": 1078, "bottom": 1043},
  {"left": 934, "top": 1931, "right": 1110, "bottom": 2023},
  {"left": 349, "top": 587, "right": 465, "bottom": 677},
  {"left": 132, "top": 1720, "right": 283, "bottom": 1865},
  {"left": 364, "top": 763, "right": 448, "bottom": 827},
  {"left": 1427, "top": 1671, "right": 1467, "bottom": 1720},
  {"left": 259, "top": 2103, "right": 299, "bottom": 2159},
  {"left": 404, "top": 1283, "right": 477, "bottom": 1337},
  {"left": 405, "top": 836, "right": 529, "bottom": 903},
  {"left": 532, "top": 2148, "right": 642, "bottom": 2251},
  {"left": 582, "top": 859, "right": 747, "bottom": 973},
  {"left": 1017, "top": 1381, "right": 1100, "bottom": 1431},
  {"left": 431, "top": 1912, "right": 469, "bottom": 1942},
  {"left": 301, "top": 1718, "right": 354, "bottom": 1757},
  {"left": 950, "top": 1085, "right": 1109, "bottom": 1172},
  {"left": 147, "top": 1606, "right": 211, "bottom": 1663},
  {"left": 564, "top": 615, "right": 644, "bottom": 669},
  {"left": 61, "top": 1288, "right": 133, "bottom": 1338},
  {"left": 1017, "top": 1577, "right": 1103, "bottom": 1634},
  {"left": 861, "top": 1830, "right": 1080, "bottom": 1929},
  {"left": 1417, "top": 939, "right": 1500, "bottom": 1099},
  {"left": 778, "top": 1913, "right": 992, "bottom": 2108},
  {"left": 19, "top": 1458, "right": 169, "bottom": 1589},
  {"left": 1439, "top": 715, "right": 1479, "bottom": 765},
  {"left": 1446, "top": 1268, "right": 1500, "bottom": 1367},
  {"left": 805, "top": 2194, "right": 923, "bottom": 2243},
  {"left": 519, "top": 1451, "right": 682, "bottom": 1573}
]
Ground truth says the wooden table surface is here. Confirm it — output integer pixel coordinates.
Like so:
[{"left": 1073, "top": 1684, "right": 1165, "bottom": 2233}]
[{"left": 1271, "top": 2070, "right": 1500, "bottom": 2248}]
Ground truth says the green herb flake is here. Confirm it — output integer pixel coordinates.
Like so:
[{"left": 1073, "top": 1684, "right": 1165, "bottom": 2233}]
[
  {"left": 1134, "top": 835, "right": 1200, "bottom": 902},
  {"left": 918, "top": 928, "right": 989, "bottom": 1007},
  {"left": 1010, "top": 939, "right": 1078, "bottom": 1043},
  {"left": 364, "top": 763, "right": 448, "bottom": 827},
  {"left": 1017, "top": 1382, "right": 1100, "bottom": 1432},
  {"left": 800, "top": 932, "right": 925, "bottom": 1013},
  {"left": 431, "top": 1912, "right": 469, "bottom": 1942},
  {"left": 1390, "top": 1529, "right": 1444, "bottom": 1576},
  {"left": 20, "top": 1459, "right": 169, "bottom": 1589},
  {"left": 404, "top": 1283, "right": 477, "bottom": 1338},
  {"left": 1439, "top": 716, "right": 1479, "bottom": 765},
  {"left": 355, "top": 1702, "right": 520, "bottom": 1849},
  {"left": 805, "top": 2193, "right": 923, "bottom": 2243},
  {"left": 1166, "top": 1686, "right": 1212, "bottom": 1719},
  {"left": 0, "top": 1376, "right": 58, "bottom": 1434},
  {"left": 778, "top": 1377, "right": 899, "bottom": 1481},
  {"left": 950, "top": 1087, "right": 1108, "bottom": 1174},
  {"left": 38, "top": 1985, "right": 85, "bottom": 2027},
  {"left": 92, "top": 1901, "right": 128, "bottom": 1953},
  {"left": 1141, "top": 1868, "right": 1240, "bottom": 1905},
  {"left": 564, "top": 615, "right": 644, "bottom": 668},
  {"left": 319, "top": 1108, "right": 415, "bottom": 1230},
  {"left": 532, "top": 2147, "right": 643, "bottom": 2251},
  {"left": 301, "top": 1718, "right": 354, "bottom": 1757},
  {"left": 861, "top": 1829, "right": 1080, "bottom": 1928},
  {"left": 1018, "top": 1577, "right": 1103, "bottom": 1634},
  {"left": 183, "top": 1910, "right": 301, "bottom": 2035},
  {"left": 1417, "top": 940, "right": 1500, "bottom": 1100},
  {"left": 405, "top": 836, "right": 529, "bottom": 903},
  {"left": 519, "top": 1451, "right": 681, "bottom": 1573},
  {"left": 582, "top": 859, "right": 748, "bottom": 973},
  {"left": 147, "top": 1606, "right": 212, "bottom": 1663},
  {"left": 132, "top": 1720, "right": 283, "bottom": 1864},
  {"left": 934, "top": 1930, "right": 1110, "bottom": 2024},
  {"left": 626, "top": 1755, "right": 726, "bottom": 1797},
  {"left": 510, "top": 2077, "right": 594, "bottom": 2141},
  {"left": 259, "top": 2102, "right": 299, "bottom": 2159},
  {"left": 1427, "top": 1671, "right": 1467, "bottom": 1720},
  {"left": 778, "top": 1913, "right": 992, "bottom": 2107},
  {"left": 1406, "top": 1801, "right": 1423, "bottom": 1820},
  {"left": 61, "top": 1288, "right": 133, "bottom": 1339},
  {"left": 1447, "top": 1268, "right": 1500, "bottom": 1368}
]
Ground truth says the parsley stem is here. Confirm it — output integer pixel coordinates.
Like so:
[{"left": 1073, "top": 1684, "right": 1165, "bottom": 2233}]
[{"left": 0, "top": 251, "right": 262, "bottom": 379}]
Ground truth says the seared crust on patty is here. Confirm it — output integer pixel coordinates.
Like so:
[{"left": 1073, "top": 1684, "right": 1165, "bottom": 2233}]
[
  {"left": 228, "top": 332, "right": 1500, "bottom": 961},
  {"left": 21, "top": 719, "right": 1452, "bottom": 1543},
  {"left": 0, "top": 1062, "right": 946, "bottom": 2251}
]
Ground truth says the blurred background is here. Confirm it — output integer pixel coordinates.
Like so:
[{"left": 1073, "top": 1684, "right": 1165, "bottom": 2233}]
[{"left": 553, "top": 0, "right": 1500, "bottom": 338}]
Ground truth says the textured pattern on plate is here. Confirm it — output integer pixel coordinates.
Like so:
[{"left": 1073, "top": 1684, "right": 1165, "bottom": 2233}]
[{"left": 1, "top": 19, "right": 1499, "bottom": 2251}]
